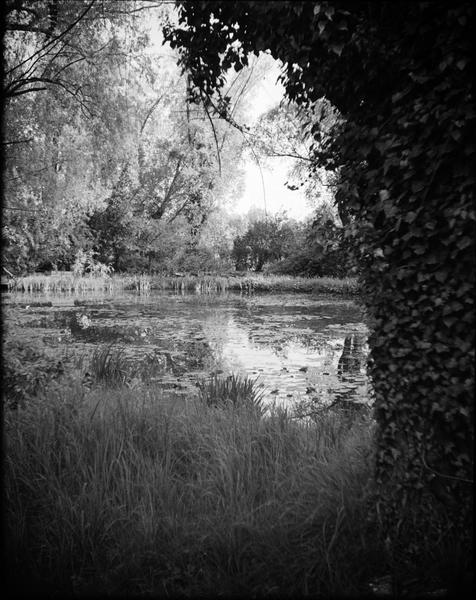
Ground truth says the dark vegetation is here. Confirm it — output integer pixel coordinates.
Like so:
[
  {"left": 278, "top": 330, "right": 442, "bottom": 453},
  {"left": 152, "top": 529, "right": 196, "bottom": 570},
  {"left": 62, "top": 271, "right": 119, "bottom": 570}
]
[
  {"left": 166, "top": 0, "right": 474, "bottom": 593},
  {"left": 3, "top": 0, "right": 474, "bottom": 597}
]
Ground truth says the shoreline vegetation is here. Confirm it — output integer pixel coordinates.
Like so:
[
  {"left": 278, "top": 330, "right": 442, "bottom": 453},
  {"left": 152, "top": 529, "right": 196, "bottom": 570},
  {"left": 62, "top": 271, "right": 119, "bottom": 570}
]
[
  {"left": 4, "top": 376, "right": 383, "bottom": 598},
  {"left": 4, "top": 272, "right": 359, "bottom": 295}
]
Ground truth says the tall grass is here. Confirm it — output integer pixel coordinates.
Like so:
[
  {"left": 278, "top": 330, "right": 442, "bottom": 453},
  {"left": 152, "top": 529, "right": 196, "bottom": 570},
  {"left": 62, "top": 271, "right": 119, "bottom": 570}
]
[
  {"left": 89, "top": 343, "right": 129, "bottom": 388},
  {"left": 10, "top": 272, "right": 151, "bottom": 293},
  {"left": 232, "top": 274, "right": 359, "bottom": 294},
  {"left": 4, "top": 385, "right": 384, "bottom": 598},
  {"left": 150, "top": 273, "right": 359, "bottom": 295},
  {"left": 9, "top": 272, "right": 357, "bottom": 295},
  {"left": 198, "top": 373, "right": 265, "bottom": 414},
  {"left": 153, "top": 274, "right": 230, "bottom": 293}
]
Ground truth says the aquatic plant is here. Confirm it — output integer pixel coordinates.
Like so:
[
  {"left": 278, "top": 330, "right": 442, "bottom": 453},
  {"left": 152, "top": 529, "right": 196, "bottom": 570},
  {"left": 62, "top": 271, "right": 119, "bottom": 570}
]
[
  {"left": 89, "top": 343, "right": 129, "bottom": 387},
  {"left": 10, "top": 272, "right": 152, "bottom": 294},
  {"left": 198, "top": 373, "right": 265, "bottom": 414},
  {"left": 149, "top": 273, "right": 359, "bottom": 295}
]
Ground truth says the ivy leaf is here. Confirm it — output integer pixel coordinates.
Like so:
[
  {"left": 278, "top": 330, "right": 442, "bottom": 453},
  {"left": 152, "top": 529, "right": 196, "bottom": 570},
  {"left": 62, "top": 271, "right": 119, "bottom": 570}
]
[{"left": 331, "top": 42, "right": 344, "bottom": 56}]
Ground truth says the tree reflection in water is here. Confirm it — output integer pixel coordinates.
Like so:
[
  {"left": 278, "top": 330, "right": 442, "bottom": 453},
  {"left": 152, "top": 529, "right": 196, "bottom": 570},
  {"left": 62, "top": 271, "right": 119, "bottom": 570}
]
[{"left": 337, "top": 334, "right": 365, "bottom": 378}]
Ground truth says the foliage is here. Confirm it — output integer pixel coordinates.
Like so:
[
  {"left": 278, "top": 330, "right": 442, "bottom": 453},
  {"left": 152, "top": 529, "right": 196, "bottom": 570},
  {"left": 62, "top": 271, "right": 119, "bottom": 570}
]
[
  {"left": 268, "top": 205, "right": 357, "bottom": 277},
  {"left": 232, "top": 214, "right": 299, "bottom": 271},
  {"left": 72, "top": 249, "right": 113, "bottom": 277},
  {"left": 164, "top": 0, "right": 474, "bottom": 572},
  {"left": 3, "top": 2, "right": 249, "bottom": 275},
  {"left": 2, "top": 337, "right": 66, "bottom": 409},
  {"left": 198, "top": 373, "right": 265, "bottom": 414}
]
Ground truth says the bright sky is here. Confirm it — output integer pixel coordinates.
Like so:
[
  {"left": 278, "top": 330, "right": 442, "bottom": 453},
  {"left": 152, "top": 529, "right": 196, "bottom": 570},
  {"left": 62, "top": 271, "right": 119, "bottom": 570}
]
[
  {"left": 234, "top": 158, "right": 314, "bottom": 221},
  {"left": 235, "top": 60, "right": 315, "bottom": 221}
]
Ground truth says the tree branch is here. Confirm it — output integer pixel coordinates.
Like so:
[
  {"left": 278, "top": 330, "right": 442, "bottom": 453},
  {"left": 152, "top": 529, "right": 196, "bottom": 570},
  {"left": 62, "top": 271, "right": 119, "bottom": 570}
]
[
  {"left": 150, "top": 158, "right": 183, "bottom": 220},
  {"left": 200, "top": 94, "right": 222, "bottom": 176},
  {"left": 5, "top": 0, "right": 96, "bottom": 77},
  {"left": 140, "top": 93, "right": 166, "bottom": 135}
]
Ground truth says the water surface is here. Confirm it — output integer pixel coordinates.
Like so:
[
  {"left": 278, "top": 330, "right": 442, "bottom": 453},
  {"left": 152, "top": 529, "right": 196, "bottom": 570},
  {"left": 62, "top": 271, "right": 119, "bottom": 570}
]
[{"left": 4, "top": 290, "right": 371, "bottom": 407}]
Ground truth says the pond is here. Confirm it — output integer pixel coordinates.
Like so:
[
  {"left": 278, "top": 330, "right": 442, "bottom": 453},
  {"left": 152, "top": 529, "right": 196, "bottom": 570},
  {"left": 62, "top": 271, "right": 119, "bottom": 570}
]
[{"left": 3, "top": 290, "right": 371, "bottom": 409}]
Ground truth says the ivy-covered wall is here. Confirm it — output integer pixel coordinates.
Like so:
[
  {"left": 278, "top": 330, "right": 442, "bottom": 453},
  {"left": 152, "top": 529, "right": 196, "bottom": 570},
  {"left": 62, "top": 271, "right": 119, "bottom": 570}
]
[{"left": 165, "top": 0, "right": 474, "bottom": 566}]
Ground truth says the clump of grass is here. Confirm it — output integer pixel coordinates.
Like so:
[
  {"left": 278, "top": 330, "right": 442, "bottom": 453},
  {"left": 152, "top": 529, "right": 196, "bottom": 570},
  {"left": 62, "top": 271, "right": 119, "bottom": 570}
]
[
  {"left": 121, "top": 273, "right": 151, "bottom": 292},
  {"left": 148, "top": 273, "right": 359, "bottom": 295},
  {"left": 4, "top": 385, "right": 386, "bottom": 598},
  {"left": 11, "top": 272, "right": 152, "bottom": 294},
  {"left": 198, "top": 373, "right": 265, "bottom": 414},
  {"left": 89, "top": 343, "right": 129, "bottom": 387},
  {"left": 311, "top": 276, "right": 359, "bottom": 294},
  {"left": 152, "top": 274, "right": 230, "bottom": 293},
  {"left": 226, "top": 274, "right": 359, "bottom": 294}
]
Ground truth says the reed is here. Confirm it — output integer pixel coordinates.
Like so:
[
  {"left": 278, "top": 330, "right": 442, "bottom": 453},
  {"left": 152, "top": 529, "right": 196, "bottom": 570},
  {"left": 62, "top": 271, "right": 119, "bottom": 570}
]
[
  {"left": 10, "top": 273, "right": 151, "bottom": 294},
  {"left": 150, "top": 274, "right": 359, "bottom": 295},
  {"left": 198, "top": 373, "right": 265, "bottom": 414},
  {"left": 88, "top": 343, "right": 129, "bottom": 387}
]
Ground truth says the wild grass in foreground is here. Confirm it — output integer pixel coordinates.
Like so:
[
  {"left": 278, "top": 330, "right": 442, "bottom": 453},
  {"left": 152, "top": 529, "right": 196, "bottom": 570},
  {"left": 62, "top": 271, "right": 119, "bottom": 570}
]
[
  {"left": 198, "top": 373, "right": 265, "bottom": 414},
  {"left": 5, "top": 385, "right": 384, "bottom": 598}
]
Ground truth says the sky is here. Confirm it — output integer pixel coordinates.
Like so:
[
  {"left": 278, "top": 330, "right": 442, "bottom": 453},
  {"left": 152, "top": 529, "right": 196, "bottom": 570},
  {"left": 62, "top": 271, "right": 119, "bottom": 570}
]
[
  {"left": 234, "top": 158, "right": 314, "bottom": 221},
  {"left": 234, "top": 60, "right": 315, "bottom": 222}
]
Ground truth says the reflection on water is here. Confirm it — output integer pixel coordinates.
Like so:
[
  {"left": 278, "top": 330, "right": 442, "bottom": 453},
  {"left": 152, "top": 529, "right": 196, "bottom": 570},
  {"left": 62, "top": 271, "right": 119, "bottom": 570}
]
[{"left": 4, "top": 290, "right": 371, "bottom": 407}]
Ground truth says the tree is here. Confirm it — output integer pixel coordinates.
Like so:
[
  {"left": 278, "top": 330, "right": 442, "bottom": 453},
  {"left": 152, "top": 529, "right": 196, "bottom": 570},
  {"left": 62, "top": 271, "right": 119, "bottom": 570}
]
[
  {"left": 232, "top": 214, "right": 297, "bottom": 271},
  {"left": 270, "top": 204, "right": 356, "bottom": 277},
  {"left": 164, "top": 1, "right": 474, "bottom": 588},
  {"left": 2, "top": 1, "right": 249, "bottom": 274},
  {"left": 3, "top": 0, "right": 149, "bottom": 272}
]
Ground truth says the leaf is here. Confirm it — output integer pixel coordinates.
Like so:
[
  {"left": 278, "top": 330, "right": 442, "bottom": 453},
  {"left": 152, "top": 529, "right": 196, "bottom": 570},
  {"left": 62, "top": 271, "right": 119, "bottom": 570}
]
[
  {"left": 451, "top": 130, "right": 461, "bottom": 141},
  {"left": 411, "top": 182, "right": 425, "bottom": 193},
  {"left": 331, "top": 43, "right": 344, "bottom": 56},
  {"left": 457, "top": 236, "right": 472, "bottom": 250}
]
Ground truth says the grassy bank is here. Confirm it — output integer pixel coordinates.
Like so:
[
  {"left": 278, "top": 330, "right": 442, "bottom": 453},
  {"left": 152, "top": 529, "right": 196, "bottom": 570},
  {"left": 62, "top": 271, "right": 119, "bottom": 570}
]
[
  {"left": 4, "top": 383, "right": 383, "bottom": 598},
  {"left": 4, "top": 362, "right": 471, "bottom": 597},
  {"left": 8, "top": 272, "right": 151, "bottom": 293},
  {"left": 7, "top": 272, "right": 359, "bottom": 295},
  {"left": 151, "top": 273, "right": 359, "bottom": 295}
]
